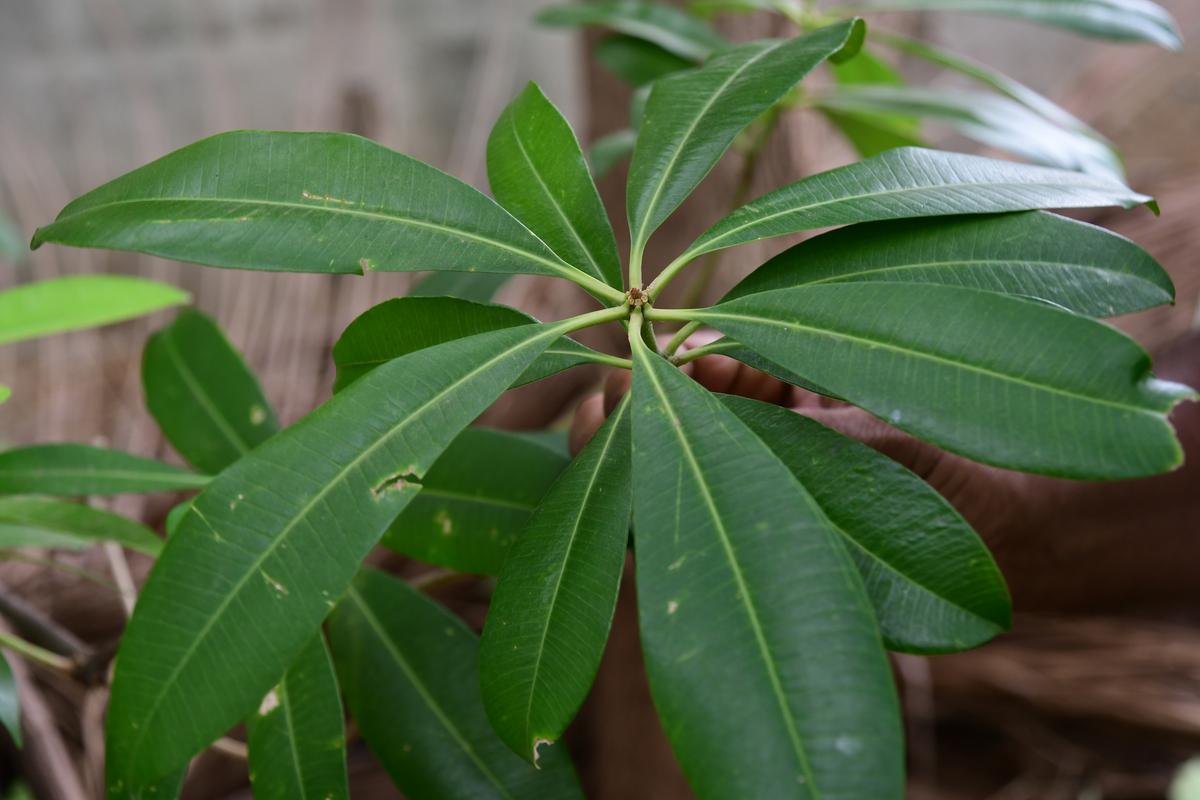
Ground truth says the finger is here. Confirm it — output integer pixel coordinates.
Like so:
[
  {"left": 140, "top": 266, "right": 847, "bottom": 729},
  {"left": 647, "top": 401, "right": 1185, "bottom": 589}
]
[
  {"left": 603, "top": 369, "right": 632, "bottom": 415},
  {"left": 569, "top": 393, "right": 607, "bottom": 456},
  {"left": 689, "top": 353, "right": 742, "bottom": 394}
]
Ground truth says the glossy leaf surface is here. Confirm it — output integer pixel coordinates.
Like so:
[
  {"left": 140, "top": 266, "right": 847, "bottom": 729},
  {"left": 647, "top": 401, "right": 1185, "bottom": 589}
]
[
  {"left": 837, "top": 0, "right": 1181, "bottom": 49},
  {"left": 680, "top": 147, "right": 1152, "bottom": 262},
  {"left": 143, "top": 309, "right": 279, "bottom": 475},
  {"left": 382, "top": 427, "right": 570, "bottom": 575},
  {"left": 0, "top": 276, "right": 187, "bottom": 346},
  {"left": 724, "top": 211, "right": 1173, "bottom": 316},
  {"left": 722, "top": 396, "right": 1010, "bottom": 653},
  {"left": 106, "top": 323, "right": 561, "bottom": 789},
  {"left": 537, "top": 1, "right": 726, "bottom": 60},
  {"left": 630, "top": 337, "right": 902, "bottom": 799},
  {"left": 332, "top": 297, "right": 602, "bottom": 393},
  {"left": 627, "top": 21, "right": 863, "bottom": 256},
  {"left": 0, "top": 445, "right": 208, "bottom": 497},
  {"left": 246, "top": 635, "right": 349, "bottom": 800},
  {"left": 31, "top": 132, "right": 616, "bottom": 300},
  {"left": 328, "top": 570, "right": 583, "bottom": 799},
  {"left": 691, "top": 283, "right": 1195, "bottom": 478},
  {"left": 816, "top": 85, "right": 1123, "bottom": 179},
  {"left": 489, "top": 83, "right": 622, "bottom": 289},
  {"left": 0, "top": 497, "right": 162, "bottom": 556},
  {"left": 480, "top": 397, "right": 632, "bottom": 761}
]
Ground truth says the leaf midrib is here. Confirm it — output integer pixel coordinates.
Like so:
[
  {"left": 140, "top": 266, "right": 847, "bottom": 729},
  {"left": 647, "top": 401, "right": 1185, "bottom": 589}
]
[
  {"left": 690, "top": 172, "right": 1135, "bottom": 256},
  {"left": 635, "top": 346, "right": 818, "bottom": 792},
  {"left": 506, "top": 109, "right": 610, "bottom": 285},
  {"left": 47, "top": 195, "right": 581, "bottom": 283},
  {"left": 631, "top": 39, "right": 785, "bottom": 250},
  {"left": 700, "top": 308, "right": 1159, "bottom": 416},
  {"left": 121, "top": 328, "right": 553, "bottom": 775},
  {"left": 521, "top": 397, "right": 629, "bottom": 751},
  {"left": 345, "top": 587, "right": 514, "bottom": 800},
  {"left": 751, "top": 256, "right": 1157, "bottom": 293},
  {"left": 160, "top": 329, "right": 253, "bottom": 458}
]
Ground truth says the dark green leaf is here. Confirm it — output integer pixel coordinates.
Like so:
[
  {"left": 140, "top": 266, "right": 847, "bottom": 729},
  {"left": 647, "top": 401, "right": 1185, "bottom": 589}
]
[
  {"left": 815, "top": 85, "right": 1124, "bottom": 179},
  {"left": 686, "top": 283, "right": 1196, "bottom": 478},
  {"left": 0, "top": 276, "right": 188, "bottom": 346},
  {"left": 722, "top": 396, "right": 1010, "bottom": 653},
  {"left": 0, "top": 654, "right": 20, "bottom": 747},
  {"left": 327, "top": 570, "right": 583, "bottom": 799},
  {"left": 480, "top": 397, "right": 632, "bottom": 761},
  {"left": 246, "top": 635, "right": 349, "bottom": 800},
  {"left": 630, "top": 335, "right": 903, "bottom": 799},
  {"left": 143, "top": 309, "right": 278, "bottom": 474},
  {"left": 836, "top": 0, "right": 1181, "bottom": 49},
  {"left": 382, "top": 427, "right": 570, "bottom": 575},
  {"left": 411, "top": 271, "right": 510, "bottom": 304},
  {"left": 627, "top": 21, "right": 864, "bottom": 263},
  {"left": 105, "top": 323, "right": 566, "bottom": 790},
  {"left": 0, "top": 444, "right": 209, "bottom": 496},
  {"left": 0, "top": 497, "right": 163, "bottom": 556},
  {"left": 724, "top": 211, "right": 1173, "bottom": 316},
  {"left": 678, "top": 147, "right": 1152, "bottom": 264},
  {"left": 332, "top": 297, "right": 606, "bottom": 394},
  {"left": 588, "top": 130, "right": 637, "bottom": 179},
  {"left": 595, "top": 34, "right": 696, "bottom": 86},
  {"left": 31, "top": 131, "right": 621, "bottom": 303},
  {"left": 537, "top": 1, "right": 727, "bottom": 60},
  {"left": 488, "top": 83, "right": 622, "bottom": 290}
]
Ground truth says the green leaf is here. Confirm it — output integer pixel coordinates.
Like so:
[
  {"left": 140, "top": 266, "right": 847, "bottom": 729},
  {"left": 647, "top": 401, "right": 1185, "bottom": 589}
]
[
  {"left": 382, "top": 427, "right": 570, "bottom": 575},
  {"left": 686, "top": 283, "right": 1196, "bottom": 478},
  {"left": 0, "top": 497, "right": 163, "bottom": 556},
  {"left": 815, "top": 85, "right": 1124, "bottom": 179},
  {"left": 0, "top": 386, "right": 8, "bottom": 405},
  {"left": 629, "top": 337, "right": 903, "bottom": 798},
  {"left": 836, "top": 0, "right": 1182, "bottom": 49},
  {"left": 105, "top": 322, "right": 567, "bottom": 790},
  {"left": 489, "top": 84, "right": 623, "bottom": 290},
  {"left": 411, "top": 271, "right": 510, "bottom": 303},
  {"left": 332, "top": 297, "right": 607, "bottom": 394},
  {"left": 246, "top": 635, "right": 349, "bottom": 800},
  {"left": 480, "top": 397, "right": 632, "bottom": 762},
  {"left": 537, "top": 1, "right": 727, "bottom": 61},
  {"left": 0, "top": 654, "right": 21, "bottom": 747},
  {"left": 724, "top": 211, "right": 1173, "bottom": 317},
  {"left": 588, "top": 130, "right": 637, "bottom": 179},
  {"left": 595, "top": 34, "right": 696, "bottom": 86},
  {"left": 327, "top": 570, "right": 583, "bottom": 799},
  {"left": 31, "top": 131, "right": 621, "bottom": 303},
  {"left": 143, "top": 309, "right": 279, "bottom": 474},
  {"left": 626, "top": 21, "right": 865, "bottom": 262},
  {"left": 721, "top": 396, "right": 1010, "bottom": 653},
  {"left": 824, "top": 48, "right": 925, "bottom": 158},
  {"left": 164, "top": 500, "right": 191, "bottom": 537},
  {"left": 0, "top": 445, "right": 209, "bottom": 497},
  {"left": 0, "top": 276, "right": 188, "bottom": 346},
  {"left": 678, "top": 147, "right": 1153, "bottom": 264}
]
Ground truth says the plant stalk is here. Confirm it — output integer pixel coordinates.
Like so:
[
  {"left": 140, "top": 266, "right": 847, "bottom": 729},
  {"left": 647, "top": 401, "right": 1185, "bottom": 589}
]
[{"left": 0, "top": 630, "right": 76, "bottom": 673}]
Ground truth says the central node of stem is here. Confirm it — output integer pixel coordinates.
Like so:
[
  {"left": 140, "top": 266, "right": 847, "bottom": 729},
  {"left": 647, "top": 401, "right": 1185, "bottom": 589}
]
[{"left": 626, "top": 286, "right": 649, "bottom": 309}]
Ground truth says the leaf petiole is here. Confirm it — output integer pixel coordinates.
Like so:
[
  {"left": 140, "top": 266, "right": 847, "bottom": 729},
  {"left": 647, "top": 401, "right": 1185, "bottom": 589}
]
[
  {"left": 0, "top": 630, "right": 75, "bottom": 673},
  {"left": 671, "top": 340, "right": 739, "bottom": 366}
]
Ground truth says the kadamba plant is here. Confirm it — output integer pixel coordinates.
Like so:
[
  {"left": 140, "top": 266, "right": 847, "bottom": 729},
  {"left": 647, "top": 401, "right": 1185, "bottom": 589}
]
[{"left": 13, "top": 11, "right": 1196, "bottom": 800}]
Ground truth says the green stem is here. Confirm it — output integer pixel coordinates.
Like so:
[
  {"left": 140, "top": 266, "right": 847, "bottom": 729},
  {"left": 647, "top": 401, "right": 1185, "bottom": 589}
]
[
  {"left": 671, "top": 340, "right": 740, "bottom": 366},
  {"left": 572, "top": 272, "right": 628, "bottom": 306},
  {"left": 645, "top": 306, "right": 699, "bottom": 324},
  {"left": 0, "top": 630, "right": 75, "bottom": 673},
  {"left": 577, "top": 351, "right": 634, "bottom": 370},
  {"left": 628, "top": 246, "right": 645, "bottom": 291},
  {"left": 664, "top": 320, "right": 703, "bottom": 357},
  {"left": 554, "top": 303, "right": 631, "bottom": 336}
]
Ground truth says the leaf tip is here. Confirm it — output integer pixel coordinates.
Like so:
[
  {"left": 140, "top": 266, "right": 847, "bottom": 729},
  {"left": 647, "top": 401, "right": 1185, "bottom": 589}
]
[{"left": 829, "top": 18, "right": 867, "bottom": 65}]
